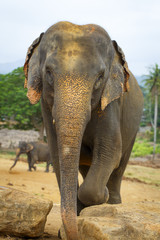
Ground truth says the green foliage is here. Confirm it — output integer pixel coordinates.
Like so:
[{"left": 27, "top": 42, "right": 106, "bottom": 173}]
[
  {"left": 0, "top": 67, "right": 42, "bottom": 129},
  {"left": 131, "top": 138, "right": 160, "bottom": 157},
  {"left": 141, "top": 64, "right": 160, "bottom": 127},
  {"left": 143, "top": 64, "right": 160, "bottom": 90},
  {"left": 145, "top": 128, "right": 160, "bottom": 143},
  {"left": 0, "top": 149, "right": 15, "bottom": 156}
]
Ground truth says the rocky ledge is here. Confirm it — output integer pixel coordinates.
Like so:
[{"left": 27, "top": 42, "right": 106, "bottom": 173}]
[{"left": 61, "top": 201, "right": 160, "bottom": 240}]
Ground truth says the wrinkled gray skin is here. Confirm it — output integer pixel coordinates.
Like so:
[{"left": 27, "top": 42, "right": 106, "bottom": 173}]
[
  {"left": 10, "top": 141, "right": 53, "bottom": 172},
  {"left": 24, "top": 22, "right": 144, "bottom": 240}
]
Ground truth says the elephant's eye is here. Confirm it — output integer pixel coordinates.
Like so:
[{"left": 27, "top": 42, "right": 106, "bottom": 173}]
[
  {"left": 46, "top": 68, "right": 54, "bottom": 86},
  {"left": 94, "top": 72, "right": 104, "bottom": 90},
  {"left": 46, "top": 69, "right": 52, "bottom": 76}
]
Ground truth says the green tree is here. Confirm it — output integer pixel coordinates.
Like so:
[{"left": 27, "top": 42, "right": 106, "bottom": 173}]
[
  {"left": 0, "top": 67, "right": 43, "bottom": 137},
  {"left": 143, "top": 64, "right": 160, "bottom": 159}
]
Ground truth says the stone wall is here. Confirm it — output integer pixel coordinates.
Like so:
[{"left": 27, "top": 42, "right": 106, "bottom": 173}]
[{"left": 0, "top": 129, "right": 40, "bottom": 149}]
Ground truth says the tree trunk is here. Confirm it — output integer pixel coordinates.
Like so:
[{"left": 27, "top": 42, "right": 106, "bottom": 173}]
[{"left": 153, "top": 91, "right": 158, "bottom": 161}]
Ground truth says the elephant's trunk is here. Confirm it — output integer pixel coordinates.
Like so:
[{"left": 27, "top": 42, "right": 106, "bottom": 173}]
[
  {"left": 58, "top": 133, "right": 81, "bottom": 239},
  {"left": 54, "top": 77, "right": 91, "bottom": 239},
  {"left": 10, "top": 148, "right": 21, "bottom": 170}
]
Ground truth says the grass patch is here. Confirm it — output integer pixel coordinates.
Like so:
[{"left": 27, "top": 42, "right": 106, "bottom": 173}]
[
  {"left": 0, "top": 149, "right": 15, "bottom": 155},
  {"left": 0, "top": 150, "right": 27, "bottom": 160},
  {"left": 124, "top": 164, "right": 160, "bottom": 188},
  {"left": 131, "top": 138, "right": 160, "bottom": 157},
  {"left": 37, "top": 163, "right": 46, "bottom": 168},
  {"left": 0, "top": 150, "right": 16, "bottom": 159}
]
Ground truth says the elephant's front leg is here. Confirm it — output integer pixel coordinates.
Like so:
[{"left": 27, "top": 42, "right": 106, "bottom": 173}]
[
  {"left": 45, "top": 162, "right": 50, "bottom": 172},
  {"left": 107, "top": 135, "right": 137, "bottom": 204},
  {"left": 78, "top": 130, "right": 122, "bottom": 207},
  {"left": 27, "top": 153, "right": 32, "bottom": 171}
]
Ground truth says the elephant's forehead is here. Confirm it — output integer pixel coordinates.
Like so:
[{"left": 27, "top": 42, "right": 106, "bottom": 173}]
[
  {"left": 43, "top": 29, "right": 105, "bottom": 75},
  {"left": 60, "top": 41, "right": 82, "bottom": 56},
  {"left": 45, "top": 26, "right": 96, "bottom": 52},
  {"left": 46, "top": 37, "right": 99, "bottom": 72},
  {"left": 46, "top": 40, "right": 82, "bottom": 59},
  {"left": 60, "top": 42, "right": 98, "bottom": 73}
]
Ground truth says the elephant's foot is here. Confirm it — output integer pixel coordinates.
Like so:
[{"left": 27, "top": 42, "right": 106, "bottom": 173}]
[{"left": 78, "top": 184, "right": 109, "bottom": 206}]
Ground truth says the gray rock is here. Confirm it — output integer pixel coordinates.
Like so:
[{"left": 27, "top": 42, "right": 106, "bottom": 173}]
[
  {"left": 0, "top": 186, "right": 53, "bottom": 237},
  {"left": 61, "top": 202, "right": 160, "bottom": 240}
]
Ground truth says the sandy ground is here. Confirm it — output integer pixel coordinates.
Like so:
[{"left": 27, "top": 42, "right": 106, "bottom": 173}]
[{"left": 0, "top": 157, "right": 160, "bottom": 240}]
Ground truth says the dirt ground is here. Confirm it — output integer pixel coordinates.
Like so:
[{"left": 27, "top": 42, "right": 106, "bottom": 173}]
[{"left": 0, "top": 157, "right": 160, "bottom": 240}]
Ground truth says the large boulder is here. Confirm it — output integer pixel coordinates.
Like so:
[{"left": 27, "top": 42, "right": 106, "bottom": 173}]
[
  {"left": 0, "top": 186, "right": 53, "bottom": 237},
  {"left": 61, "top": 201, "right": 160, "bottom": 240}
]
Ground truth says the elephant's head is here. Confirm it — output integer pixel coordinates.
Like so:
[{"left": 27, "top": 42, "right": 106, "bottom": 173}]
[
  {"left": 18, "top": 141, "right": 34, "bottom": 154},
  {"left": 10, "top": 142, "right": 34, "bottom": 171},
  {"left": 24, "top": 21, "right": 130, "bottom": 240}
]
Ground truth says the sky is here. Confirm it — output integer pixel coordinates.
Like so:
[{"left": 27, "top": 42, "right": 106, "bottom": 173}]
[{"left": 0, "top": 0, "right": 160, "bottom": 76}]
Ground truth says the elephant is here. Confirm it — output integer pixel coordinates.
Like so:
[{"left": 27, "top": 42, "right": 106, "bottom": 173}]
[
  {"left": 24, "top": 21, "right": 144, "bottom": 240},
  {"left": 10, "top": 141, "right": 53, "bottom": 172}
]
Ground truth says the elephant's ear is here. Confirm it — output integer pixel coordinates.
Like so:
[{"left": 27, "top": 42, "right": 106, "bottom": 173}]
[
  {"left": 24, "top": 33, "right": 44, "bottom": 104},
  {"left": 101, "top": 40, "right": 130, "bottom": 111},
  {"left": 26, "top": 144, "right": 34, "bottom": 152}
]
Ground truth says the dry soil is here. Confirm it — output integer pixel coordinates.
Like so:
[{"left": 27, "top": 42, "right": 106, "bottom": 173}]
[{"left": 0, "top": 157, "right": 160, "bottom": 240}]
